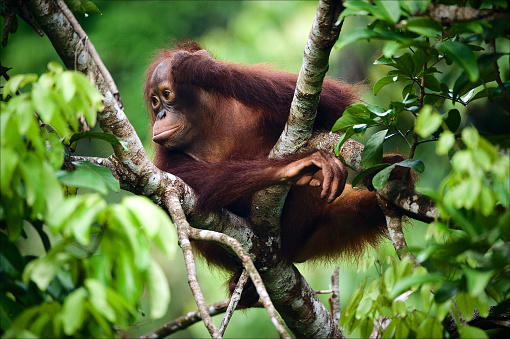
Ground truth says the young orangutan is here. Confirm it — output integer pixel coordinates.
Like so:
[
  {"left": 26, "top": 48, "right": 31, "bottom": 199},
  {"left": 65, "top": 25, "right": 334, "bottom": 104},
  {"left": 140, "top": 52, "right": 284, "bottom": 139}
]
[{"left": 144, "top": 41, "right": 403, "bottom": 305}]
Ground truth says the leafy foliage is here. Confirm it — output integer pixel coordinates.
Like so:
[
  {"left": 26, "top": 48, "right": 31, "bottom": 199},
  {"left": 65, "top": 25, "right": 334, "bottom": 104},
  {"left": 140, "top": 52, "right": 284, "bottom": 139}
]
[
  {"left": 334, "top": 0, "right": 509, "bottom": 337},
  {"left": 1, "top": 64, "right": 176, "bottom": 337}
]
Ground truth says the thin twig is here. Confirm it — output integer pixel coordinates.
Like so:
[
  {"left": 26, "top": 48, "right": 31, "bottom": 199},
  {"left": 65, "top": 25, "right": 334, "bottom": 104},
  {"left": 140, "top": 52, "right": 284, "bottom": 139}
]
[
  {"left": 219, "top": 269, "right": 249, "bottom": 335},
  {"left": 377, "top": 196, "right": 420, "bottom": 267},
  {"left": 186, "top": 226, "right": 291, "bottom": 338},
  {"left": 140, "top": 300, "right": 265, "bottom": 338},
  {"left": 329, "top": 267, "right": 341, "bottom": 329},
  {"left": 165, "top": 193, "right": 221, "bottom": 338}
]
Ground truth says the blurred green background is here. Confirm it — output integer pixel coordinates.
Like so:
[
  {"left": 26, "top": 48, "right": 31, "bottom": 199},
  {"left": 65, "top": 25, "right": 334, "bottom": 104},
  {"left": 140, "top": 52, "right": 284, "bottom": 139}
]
[{"left": 3, "top": 1, "right": 501, "bottom": 337}]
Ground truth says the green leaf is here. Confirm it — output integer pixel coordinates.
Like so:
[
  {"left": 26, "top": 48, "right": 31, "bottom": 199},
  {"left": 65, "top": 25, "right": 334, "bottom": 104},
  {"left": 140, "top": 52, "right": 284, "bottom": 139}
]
[
  {"left": 341, "top": 288, "right": 364, "bottom": 323},
  {"left": 40, "top": 161, "right": 65, "bottom": 215},
  {"left": 394, "top": 53, "right": 415, "bottom": 77},
  {"left": 437, "top": 131, "right": 455, "bottom": 155},
  {"left": 342, "top": 1, "right": 377, "bottom": 20},
  {"left": 69, "top": 132, "right": 124, "bottom": 148},
  {"left": 2, "top": 74, "right": 38, "bottom": 99},
  {"left": 470, "top": 86, "right": 501, "bottom": 102},
  {"left": 122, "top": 196, "right": 172, "bottom": 238},
  {"left": 372, "top": 164, "right": 395, "bottom": 190},
  {"left": 464, "top": 268, "right": 494, "bottom": 297},
  {"left": 479, "top": 186, "right": 495, "bottom": 216},
  {"left": 19, "top": 154, "right": 46, "bottom": 211},
  {"left": 47, "top": 61, "right": 64, "bottom": 73},
  {"left": 23, "top": 252, "right": 70, "bottom": 290},
  {"left": 146, "top": 260, "right": 170, "bottom": 319},
  {"left": 356, "top": 296, "right": 374, "bottom": 320},
  {"left": 461, "top": 127, "right": 480, "bottom": 150},
  {"left": 351, "top": 164, "right": 390, "bottom": 187},
  {"left": 332, "top": 104, "right": 375, "bottom": 131},
  {"left": 456, "top": 291, "right": 479, "bottom": 322},
  {"left": 435, "top": 281, "right": 460, "bottom": 303},
  {"left": 45, "top": 130, "right": 65, "bottom": 169},
  {"left": 417, "top": 318, "right": 443, "bottom": 339},
  {"left": 435, "top": 299, "right": 453, "bottom": 322},
  {"left": 0, "top": 147, "right": 18, "bottom": 197},
  {"left": 336, "top": 28, "right": 380, "bottom": 50},
  {"left": 70, "top": 195, "right": 107, "bottom": 245},
  {"left": 390, "top": 274, "right": 443, "bottom": 300},
  {"left": 85, "top": 279, "right": 116, "bottom": 322},
  {"left": 424, "top": 75, "right": 442, "bottom": 92},
  {"left": 110, "top": 206, "right": 141, "bottom": 260},
  {"left": 57, "top": 161, "right": 120, "bottom": 194},
  {"left": 403, "top": 93, "right": 418, "bottom": 105},
  {"left": 405, "top": 18, "right": 443, "bottom": 37},
  {"left": 115, "top": 251, "right": 138, "bottom": 302},
  {"left": 392, "top": 300, "right": 407, "bottom": 317},
  {"left": 373, "top": 55, "right": 394, "bottom": 66},
  {"left": 104, "top": 286, "right": 137, "bottom": 318},
  {"left": 374, "top": 0, "right": 400, "bottom": 23},
  {"left": 383, "top": 266, "right": 395, "bottom": 293},
  {"left": 31, "top": 74, "right": 57, "bottom": 123},
  {"left": 437, "top": 41, "right": 479, "bottom": 82},
  {"left": 402, "top": 83, "right": 417, "bottom": 100},
  {"left": 61, "top": 287, "right": 87, "bottom": 335},
  {"left": 352, "top": 124, "right": 367, "bottom": 136},
  {"left": 66, "top": 0, "right": 102, "bottom": 15},
  {"left": 71, "top": 71, "right": 102, "bottom": 126},
  {"left": 452, "top": 56, "right": 497, "bottom": 101},
  {"left": 415, "top": 106, "right": 442, "bottom": 137},
  {"left": 397, "top": 159, "right": 425, "bottom": 173},
  {"left": 458, "top": 326, "right": 489, "bottom": 339},
  {"left": 335, "top": 128, "right": 355, "bottom": 156},
  {"left": 358, "top": 317, "right": 374, "bottom": 338},
  {"left": 361, "top": 129, "right": 387, "bottom": 169},
  {"left": 47, "top": 195, "right": 84, "bottom": 232},
  {"left": 444, "top": 109, "right": 461, "bottom": 133},
  {"left": 86, "top": 303, "right": 113, "bottom": 336},
  {"left": 366, "top": 105, "right": 388, "bottom": 117},
  {"left": 382, "top": 40, "right": 402, "bottom": 57},
  {"left": 59, "top": 72, "right": 77, "bottom": 102},
  {"left": 374, "top": 76, "right": 397, "bottom": 95}
]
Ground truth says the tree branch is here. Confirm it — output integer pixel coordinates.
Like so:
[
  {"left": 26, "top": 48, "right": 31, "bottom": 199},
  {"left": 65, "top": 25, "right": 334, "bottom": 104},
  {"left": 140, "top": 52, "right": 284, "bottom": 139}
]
[
  {"left": 245, "top": 1, "right": 348, "bottom": 337},
  {"left": 219, "top": 269, "right": 249, "bottom": 335},
  {"left": 250, "top": 0, "right": 346, "bottom": 228},
  {"left": 427, "top": 3, "right": 509, "bottom": 25},
  {"left": 329, "top": 267, "right": 341, "bottom": 329},
  {"left": 139, "top": 300, "right": 263, "bottom": 339},
  {"left": 184, "top": 225, "right": 291, "bottom": 338},
  {"left": 163, "top": 193, "right": 221, "bottom": 338}
]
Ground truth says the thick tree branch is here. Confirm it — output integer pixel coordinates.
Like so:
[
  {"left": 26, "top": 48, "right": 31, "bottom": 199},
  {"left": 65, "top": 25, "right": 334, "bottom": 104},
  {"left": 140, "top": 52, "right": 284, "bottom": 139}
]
[
  {"left": 251, "top": 0, "right": 345, "bottom": 227},
  {"left": 427, "top": 3, "right": 509, "bottom": 25},
  {"left": 246, "top": 1, "right": 348, "bottom": 337}
]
